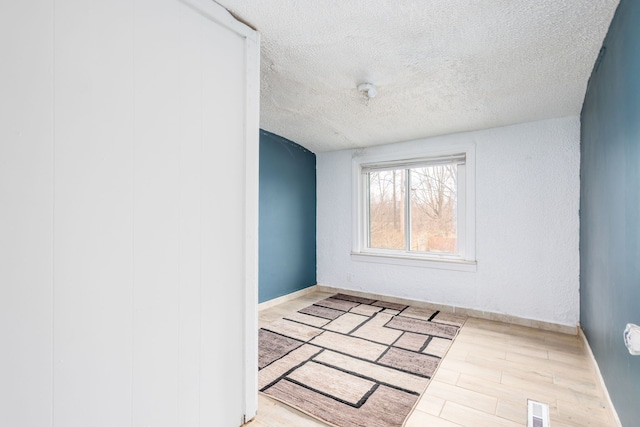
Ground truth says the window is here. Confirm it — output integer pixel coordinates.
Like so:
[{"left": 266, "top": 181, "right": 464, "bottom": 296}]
[{"left": 352, "top": 143, "right": 476, "bottom": 271}]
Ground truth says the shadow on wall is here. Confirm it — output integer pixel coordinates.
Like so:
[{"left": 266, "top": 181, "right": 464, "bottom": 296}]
[{"left": 259, "top": 130, "right": 317, "bottom": 303}]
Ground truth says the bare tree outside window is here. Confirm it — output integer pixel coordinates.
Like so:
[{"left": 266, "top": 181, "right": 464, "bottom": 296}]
[
  {"left": 369, "top": 170, "right": 405, "bottom": 249},
  {"left": 410, "top": 165, "right": 457, "bottom": 253}
]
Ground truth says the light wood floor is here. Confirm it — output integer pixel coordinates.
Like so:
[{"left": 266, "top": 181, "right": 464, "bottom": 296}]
[{"left": 250, "top": 291, "right": 618, "bottom": 427}]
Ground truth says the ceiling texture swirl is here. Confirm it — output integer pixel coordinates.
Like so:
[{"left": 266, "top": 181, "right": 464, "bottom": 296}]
[{"left": 217, "top": 0, "right": 619, "bottom": 152}]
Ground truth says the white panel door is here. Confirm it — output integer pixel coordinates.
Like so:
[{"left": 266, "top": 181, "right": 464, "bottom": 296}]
[
  {"left": 2, "top": 0, "right": 258, "bottom": 424},
  {"left": 130, "top": 1, "right": 258, "bottom": 425},
  {"left": 199, "top": 11, "right": 249, "bottom": 425},
  {"left": 50, "top": 0, "right": 259, "bottom": 426},
  {"left": 0, "top": 2, "right": 54, "bottom": 427},
  {"left": 53, "top": 0, "right": 135, "bottom": 424}
]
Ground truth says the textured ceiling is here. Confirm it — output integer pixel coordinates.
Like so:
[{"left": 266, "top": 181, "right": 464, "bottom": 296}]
[{"left": 217, "top": 0, "right": 619, "bottom": 152}]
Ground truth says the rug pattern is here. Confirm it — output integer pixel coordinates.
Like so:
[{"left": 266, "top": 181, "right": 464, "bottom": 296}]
[{"left": 258, "top": 294, "right": 466, "bottom": 427}]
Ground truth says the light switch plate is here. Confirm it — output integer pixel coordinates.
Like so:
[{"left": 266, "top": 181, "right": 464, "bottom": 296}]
[{"left": 623, "top": 323, "right": 640, "bottom": 355}]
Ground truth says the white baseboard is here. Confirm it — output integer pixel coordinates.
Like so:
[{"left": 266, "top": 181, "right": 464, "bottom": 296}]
[
  {"left": 258, "top": 285, "right": 318, "bottom": 311},
  {"left": 316, "top": 284, "right": 577, "bottom": 335},
  {"left": 579, "top": 328, "right": 622, "bottom": 427}
]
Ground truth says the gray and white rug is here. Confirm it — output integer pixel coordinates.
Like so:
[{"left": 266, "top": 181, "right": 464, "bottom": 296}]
[{"left": 258, "top": 293, "right": 466, "bottom": 427}]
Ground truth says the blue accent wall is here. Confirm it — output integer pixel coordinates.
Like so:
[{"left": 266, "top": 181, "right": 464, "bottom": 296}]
[
  {"left": 259, "top": 130, "right": 316, "bottom": 303},
  {"left": 580, "top": 1, "right": 640, "bottom": 424}
]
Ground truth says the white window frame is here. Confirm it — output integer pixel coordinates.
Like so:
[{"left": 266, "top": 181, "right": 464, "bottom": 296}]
[{"left": 351, "top": 141, "right": 476, "bottom": 272}]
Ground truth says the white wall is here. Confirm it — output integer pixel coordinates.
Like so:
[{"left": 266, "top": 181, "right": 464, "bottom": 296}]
[
  {"left": 0, "top": 1, "right": 259, "bottom": 426},
  {"left": 318, "top": 117, "right": 580, "bottom": 326}
]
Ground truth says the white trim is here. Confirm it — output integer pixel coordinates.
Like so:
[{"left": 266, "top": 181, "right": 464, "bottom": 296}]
[
  {"left": 243, "top": 26, "right": 260, "bottom": 425},
  {"left": 464, "top": 145, "right": 476, "bottom": 261},
  {"left": 258, "top": 286, "right": 319, "bottom": 311},
  {"left": 579, "top": 328, "right": 622, "bottom": 427},
  {"left": 457, "top": 164, "right": 467, "bottom": 258},
  {"left": 360, "top": 153, "right": 466, "bottom": 172},
  {"left": 179, "top": 0, "right": 258, "bottom": 39},
  {"left": 350, "top": 252, "right": 477, "bottom": 272},
  {"left": 180, "top": 0, "right": 260, "bottom": 420},
  {"left": 351, "top": 140, "right": 476, "bottom": 267},
  {"left": 316, "top": 285, "right": 578, "bottom": 334},
  {"left": 352, "top": 160, "right": 364, "bottom": 253}
]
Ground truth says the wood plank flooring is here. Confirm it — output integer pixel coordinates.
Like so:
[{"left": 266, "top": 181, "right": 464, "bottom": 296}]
[{"left": 250, "top": 291, "right": 617, "bottom": 427}]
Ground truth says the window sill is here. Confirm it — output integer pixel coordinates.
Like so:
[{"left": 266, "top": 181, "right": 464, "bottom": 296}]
[{"left": 350, "top": 252, "right": 477, "bottom": 272}]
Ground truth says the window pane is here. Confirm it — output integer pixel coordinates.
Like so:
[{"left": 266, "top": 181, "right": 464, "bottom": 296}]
[
  {"left": 410, "top": 165, "right": 457, "bottom": 253},
  {"left": 368, "top": 170, "right": 405, "bottom": 250}
]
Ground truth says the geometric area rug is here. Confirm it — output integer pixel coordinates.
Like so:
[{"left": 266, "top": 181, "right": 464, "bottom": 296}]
[{"left": 258, "top": 293, "right": 466, "bottom": 427}]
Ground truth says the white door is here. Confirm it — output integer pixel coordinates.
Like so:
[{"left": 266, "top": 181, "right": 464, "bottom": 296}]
[{"left": 1, "top": 0, "right": 259, "bottom": 426}]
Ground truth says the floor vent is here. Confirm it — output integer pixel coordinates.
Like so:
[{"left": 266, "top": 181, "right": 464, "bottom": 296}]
[{"left": 528, "top": 400, "right": 550, "bottom": 427}]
